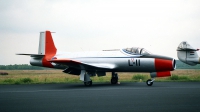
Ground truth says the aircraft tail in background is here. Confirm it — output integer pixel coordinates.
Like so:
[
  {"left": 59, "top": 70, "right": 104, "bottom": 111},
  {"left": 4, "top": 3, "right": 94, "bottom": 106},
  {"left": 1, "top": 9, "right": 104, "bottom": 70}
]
[{"left": 177, "top": 41, "right": 200, "bottom": 66}]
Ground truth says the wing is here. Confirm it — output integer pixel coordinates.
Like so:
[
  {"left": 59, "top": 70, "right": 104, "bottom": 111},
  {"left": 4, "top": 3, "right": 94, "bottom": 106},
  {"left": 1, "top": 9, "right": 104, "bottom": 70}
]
[{"left": 49, "top": 59, "right": 116, "bottom": 70}]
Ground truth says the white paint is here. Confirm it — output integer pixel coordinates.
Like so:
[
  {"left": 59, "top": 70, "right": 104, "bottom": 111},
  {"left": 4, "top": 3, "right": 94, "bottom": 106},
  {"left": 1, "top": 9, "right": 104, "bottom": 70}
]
[{"left": 38, "top": 32, "right": 45, "bottom": 55}]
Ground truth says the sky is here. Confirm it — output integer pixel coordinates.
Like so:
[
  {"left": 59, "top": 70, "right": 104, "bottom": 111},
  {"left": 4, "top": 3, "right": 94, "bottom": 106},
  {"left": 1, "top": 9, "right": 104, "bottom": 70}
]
[{"left": 0, "top": 0, "right": 200, "bottom": 65}]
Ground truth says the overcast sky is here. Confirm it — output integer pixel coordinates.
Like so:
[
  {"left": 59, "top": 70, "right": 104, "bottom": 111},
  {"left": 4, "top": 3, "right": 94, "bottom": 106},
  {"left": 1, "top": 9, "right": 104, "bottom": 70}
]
[{"left": 0, "top": 0, "right": 200, "bottom": 65}]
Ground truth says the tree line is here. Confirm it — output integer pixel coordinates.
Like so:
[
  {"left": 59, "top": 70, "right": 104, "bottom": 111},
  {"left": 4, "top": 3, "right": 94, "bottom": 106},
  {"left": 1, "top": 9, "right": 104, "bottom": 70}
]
[
  {"left": 175, "top": 60, "right": 200, "bottom": 69},
  {"left": 0, "top": 64, "right": 50, "bottom": 70}
]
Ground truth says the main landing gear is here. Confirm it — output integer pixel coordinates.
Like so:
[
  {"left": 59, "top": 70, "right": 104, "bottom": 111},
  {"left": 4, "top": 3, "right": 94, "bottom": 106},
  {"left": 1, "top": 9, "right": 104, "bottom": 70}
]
[
  {"left": 111, "top": 72, "right": 118, "bottom": 84},
  {"left": 80, "top": 71, "right": 93, "bottom": 87},
  {"left": 84, "top": 80, "right": 92, "bottom": 86},
  {"left": 146, "top": 79, "right": 155, "bottom": 86}
]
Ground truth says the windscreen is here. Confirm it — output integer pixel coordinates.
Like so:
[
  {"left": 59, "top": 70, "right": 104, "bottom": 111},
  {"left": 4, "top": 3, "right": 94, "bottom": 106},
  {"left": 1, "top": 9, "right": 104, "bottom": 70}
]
[{"left": 123, "top": 47, "right": 151, "bottom": 55}]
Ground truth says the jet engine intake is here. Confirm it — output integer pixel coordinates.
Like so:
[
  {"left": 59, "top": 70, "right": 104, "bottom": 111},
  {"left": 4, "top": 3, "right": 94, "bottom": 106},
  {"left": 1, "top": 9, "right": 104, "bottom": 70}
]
[{"left": 155, "top": 58, "right": 176, "bottom": 71}]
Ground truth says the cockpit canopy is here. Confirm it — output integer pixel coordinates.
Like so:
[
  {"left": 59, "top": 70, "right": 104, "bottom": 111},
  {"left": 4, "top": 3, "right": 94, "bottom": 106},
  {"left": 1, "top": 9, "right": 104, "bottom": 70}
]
[{"left": 122, "top": 47, "right": 151, "bottom": 55}]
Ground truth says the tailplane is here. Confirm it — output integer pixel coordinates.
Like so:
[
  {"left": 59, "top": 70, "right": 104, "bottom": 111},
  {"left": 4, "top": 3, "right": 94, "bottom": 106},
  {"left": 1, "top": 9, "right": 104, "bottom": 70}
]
[
  {"left": 177, "top": 41, "right": 200, "bottom": 65},
  {"left": 17, "top": 31, "right": 57, "bottom": 68}
]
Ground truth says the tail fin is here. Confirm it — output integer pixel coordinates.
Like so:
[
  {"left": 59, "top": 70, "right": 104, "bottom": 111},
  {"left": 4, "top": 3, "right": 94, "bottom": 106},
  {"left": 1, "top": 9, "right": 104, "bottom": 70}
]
[
  {"left": 177, "top": 41, "right": 200, "bottom": 65},
  {"left": 39, "top": 31, "right": 57, "bottom": 68},
  {"left": 38, "top": 31, "right": 57, "bottom": 55}
]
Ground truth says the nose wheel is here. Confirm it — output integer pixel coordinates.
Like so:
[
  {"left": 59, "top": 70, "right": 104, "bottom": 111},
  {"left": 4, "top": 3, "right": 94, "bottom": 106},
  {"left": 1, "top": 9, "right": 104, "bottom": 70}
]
[{"left": 146, "top": 79, "right": 154, "bottom": 86}]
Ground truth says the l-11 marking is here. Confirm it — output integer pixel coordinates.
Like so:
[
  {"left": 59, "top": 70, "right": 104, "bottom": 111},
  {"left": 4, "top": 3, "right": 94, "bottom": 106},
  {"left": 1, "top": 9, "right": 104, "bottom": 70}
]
[{"left": 128, "top": 58, "right": 140, "bottom": 66}]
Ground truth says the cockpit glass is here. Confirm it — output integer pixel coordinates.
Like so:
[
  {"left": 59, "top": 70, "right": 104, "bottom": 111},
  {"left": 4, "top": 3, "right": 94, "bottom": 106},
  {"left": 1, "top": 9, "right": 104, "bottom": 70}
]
[
  {"left": 140, "top": 49, "right": 151, "bottom": 55},
  {"left": 123, "top": 47, "right": 151, "bottom": 55}
]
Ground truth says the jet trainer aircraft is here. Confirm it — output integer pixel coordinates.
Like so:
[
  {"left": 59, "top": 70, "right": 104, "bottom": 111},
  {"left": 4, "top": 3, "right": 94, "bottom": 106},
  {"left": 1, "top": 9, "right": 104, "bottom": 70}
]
[
  {"left": 177, "top": 41, "right": 200, "bottom": 65},
  {"left": 17, "top": 31, "right": 176, "bottom": 86}
]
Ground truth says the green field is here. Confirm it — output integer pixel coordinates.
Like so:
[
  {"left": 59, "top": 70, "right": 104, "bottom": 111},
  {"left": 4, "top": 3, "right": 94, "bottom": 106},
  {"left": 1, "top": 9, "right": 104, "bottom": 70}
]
[{"left": 0, "top": 69, "right": 200, "bottom": 84}]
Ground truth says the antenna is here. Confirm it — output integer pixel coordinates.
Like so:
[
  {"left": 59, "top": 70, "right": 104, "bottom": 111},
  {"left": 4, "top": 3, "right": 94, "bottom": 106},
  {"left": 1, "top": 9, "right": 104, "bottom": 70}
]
[{"left": 80, "top": 47, "right": 84, "bottom": 51}]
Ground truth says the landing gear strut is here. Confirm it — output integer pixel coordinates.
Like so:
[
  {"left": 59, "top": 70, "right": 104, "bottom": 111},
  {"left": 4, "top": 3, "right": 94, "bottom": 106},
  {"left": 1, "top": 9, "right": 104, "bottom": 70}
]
[
  {"left": 80, "top": 70, "right": 93, "bottom": 86},
  {"left": 146, "top": 79, "right": 155, "bottom": 86},
  {"left": 111, "top": 72, "right": 118, "bottom": 84}
]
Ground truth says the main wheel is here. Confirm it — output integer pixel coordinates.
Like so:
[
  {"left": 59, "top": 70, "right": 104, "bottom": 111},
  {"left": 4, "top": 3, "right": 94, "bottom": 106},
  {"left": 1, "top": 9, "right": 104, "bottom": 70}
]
[
  {"left": 111, "top": 77, "right": 118, "bottom": 84},
  {"left": 84, "top": 80, "right": 92, "bottom": 86},
  {"left": 146, "top": 79, "right": 153, "bottom": 86}
]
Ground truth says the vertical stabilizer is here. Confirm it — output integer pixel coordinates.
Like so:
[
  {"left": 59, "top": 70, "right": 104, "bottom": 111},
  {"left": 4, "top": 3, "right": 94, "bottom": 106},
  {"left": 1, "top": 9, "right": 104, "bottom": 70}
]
[
  {"left": 38, "top": 32, "right": 45, "bottom": 55},
  {"left": 30, "top": 31, "right": 57, "bottom": 68},
  {"left": 38, "top": 31, "right": 57, "bottom": 55},
  {"left": 41, "top": 31, "right": 57, "bottom": 68}
]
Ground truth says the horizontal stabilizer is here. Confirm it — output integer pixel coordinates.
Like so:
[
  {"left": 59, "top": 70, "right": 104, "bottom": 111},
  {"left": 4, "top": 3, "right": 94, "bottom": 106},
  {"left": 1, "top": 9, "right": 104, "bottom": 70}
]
[
  {"left": 177, "top": 48, "right": 198, "bottom": 51},
  {"left": 16, "top": 53, "right": 44, "bottom": 57}
]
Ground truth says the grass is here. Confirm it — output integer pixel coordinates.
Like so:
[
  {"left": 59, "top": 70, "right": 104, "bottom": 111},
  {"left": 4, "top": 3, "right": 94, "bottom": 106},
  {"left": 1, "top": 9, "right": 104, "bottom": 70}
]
[
  {"left": 170, "top": 74, "right": 190, "bottom": 81},
  {"left": 132, "top": 74, "right": 148, "bottom": 81},
  {"left": 0, "top": 69, "right": 200, "bottom": 84}
]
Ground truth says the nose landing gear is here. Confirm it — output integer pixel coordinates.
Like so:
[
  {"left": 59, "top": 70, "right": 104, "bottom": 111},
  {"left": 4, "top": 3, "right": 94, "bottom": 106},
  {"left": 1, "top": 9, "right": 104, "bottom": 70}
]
[{"left": 146, "top": 78, "right": 155, "bottom": 86}]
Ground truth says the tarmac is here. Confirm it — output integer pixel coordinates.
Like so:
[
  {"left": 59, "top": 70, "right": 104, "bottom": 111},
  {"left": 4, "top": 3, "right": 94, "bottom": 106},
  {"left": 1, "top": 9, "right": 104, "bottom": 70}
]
[{"left": 0, "top": 82, "right": 200, "bottom": 112}]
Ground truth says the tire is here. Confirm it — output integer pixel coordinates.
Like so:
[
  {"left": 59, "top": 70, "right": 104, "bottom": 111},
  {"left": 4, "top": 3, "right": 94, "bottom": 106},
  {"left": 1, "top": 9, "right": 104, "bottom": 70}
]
[
  {"left": 84, "top": 80, "right": 92, "bottom": 86},
  {"left": 111, "top": 78, "right": 118, "bottom": 84},
  {"left": 146, "top": 79, "right": 153, "bottom": 86}
]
